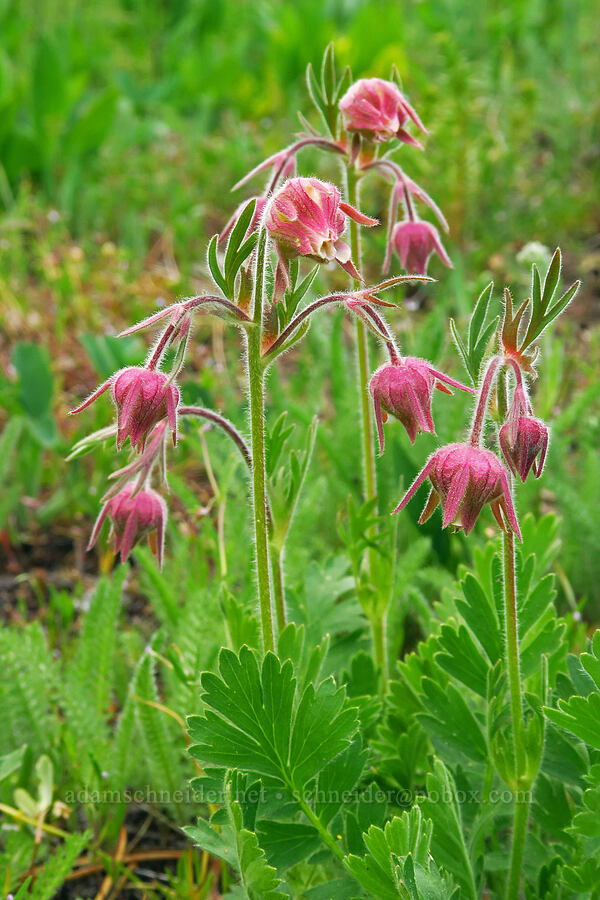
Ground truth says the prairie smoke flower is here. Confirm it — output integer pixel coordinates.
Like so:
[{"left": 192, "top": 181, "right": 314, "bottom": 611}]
[
  {"left": 386, "top": 220, "right": 451, "bottom": 276},
  {"left": 89, "top": 482, "right": 167, "bottom": 567},
  {"left": 339, "top": 77, "right": 427, "bottom": 146},
  {"left": 71, "top": 366, "right": 179, "bottom": 452},
  {"left": 499, "top": 385, "right": 549, "bottom": 482},
  {"left": 394, "top": 442, "right": 521, "bottom": 538},
  {"left": 265, "top": 177, "right": 377, "bottom": 295},
  {"left": 369, "top": 358, "right": 474, "bottom": 450}
]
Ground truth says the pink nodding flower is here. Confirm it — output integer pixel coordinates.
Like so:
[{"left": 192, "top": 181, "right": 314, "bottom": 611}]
[
  {"left": 394, "top": 442, "right": 521, "bottom": 539},
  {"left": 499, "top": 384, "right": 549, "bottom": 482},
  {"left": 88, "top": 482, "right": 167, "bottom": 567},
  {"left": 265, "top": 177, "right": 377, "bottom": 293},
  {"left": 369, "top": 358, "right": 474, "bottom": 450},
  {"left": 339, "top": 77, "right": 427, "bottom": 146},
  {"left": 386, "top": 220, "right": 452, "bottom": 276},
  {"left": 70, "top": 367, "right": 179, "bottom": 452}
]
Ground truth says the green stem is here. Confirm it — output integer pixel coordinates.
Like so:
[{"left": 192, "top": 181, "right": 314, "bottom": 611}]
[
  {"left": 507, "top": 790, "right": 531, "bottom": 900},
  {"left": 347, "top": 170, "right": 378, "bottom": 523},
  {"left": 346, "top": 166, "right": 387, "bottom": 689},
  {"left": 271, "top": 545, "right": 286, "bottom": 633},
  {"left": 294, "top": 788, "right": 345, "bottom": 862},
  {"left": 503, "top": 528, "right": 529, "bottom": 898},
  {"left": 370, "top": 611, "right": 388, "bottom": 691},
  {"left": 503, "top": 530, "right": 526, "bottom": 775},
  {"left": 248, "top": 230, "right": 274, "bottom": 653}
]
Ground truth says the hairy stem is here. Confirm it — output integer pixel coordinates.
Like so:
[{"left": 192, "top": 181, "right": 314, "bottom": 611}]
[
  {"left": 293, "top": 788, "right": 345, "bottom": 862},
  {"left": 503, "top": 528, "right": 529, "bottom": 898},
  {"left": 247, "top": 229, "right": 274, "bottom": 652},
  {"left": 346, "top": 166, "right": 386, "bottom": 689},
  {"left": 271, "top": 546, "right": 286, "bottom": 634},
  {"left": 469, "top": 354, "right": 502, "bottom": 446},
  {"left": 199, "top": 433, "right": 227, "bottom": 579},
  {"left": 370, "top": 612, "right": 388, "bottom": 689},
  {"left": 179, "top": 406, "right": 252, "bottom": 470},
  {"left": 507, "top": 786, "right": 531, "bottom": 900}
]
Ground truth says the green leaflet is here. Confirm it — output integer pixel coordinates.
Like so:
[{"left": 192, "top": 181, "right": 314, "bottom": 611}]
[
  {"left": 28, "top": 831, "right": 91, "bottom": 900},
  {"left": 417, "top": 678, "right": 487, "bottom": 765},
  {"left": 60, "top": 571, "right": 126, "bottom": 779},
  {"left": 256, "top": 820, "right": 321, "bottom": 872},
  {"left": 0, "top": 622, "right": 58, "bottom": 756},
  {"left": 186, "top": 771, "right": 287, "bottom": 899},
  {"left": 545, "top": 691, "right": 600, "bottom": 751},
  {"left": 544, "top": 629, "right": 600, "bottom": 750},
  {"left": 0, "top": 744, "right": 26, "bottom": 781},
  {"left": 132, "top": 647, "right": 184, "bottom": 811},
  {"left": 455, "top": 572, "right": 503, "bottom": 665},
  {"left": 315, "top": 738, "right": 368, "bottom": 826},
  {"left": 344, "top": 807, "right": 454, "bottom": 900},
  {"left": 450, "top": 281, "right": 499, "bottom": 385},
  {"left": 418, "top": 761, "right": 477, "bottom": 900},
  {"left": 436, "top": 621, "right": 490, "bottom": 698},
  {"left": 188, "top": 646, "right": 359, "bottom": 788}
]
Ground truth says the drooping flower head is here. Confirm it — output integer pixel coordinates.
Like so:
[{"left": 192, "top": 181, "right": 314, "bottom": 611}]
[
  {"left": 499, "top": 384, "right": 549, "bottom": 482},
  {"left": 369, "top": 358, "right": 474, "bottom": 450},
  {"left": 394, "top": 442, "right": 521, "bottom": 539},
  {"left": 265, "top": 177, "right": 377, "bottom": 296},
  {"left": 386, "top": 220, "right": 451, "bottom": 276},
  {"left": 88, "top": 482, "right": 167, "bottom": 567},
  {"left": 70, "top": 366, "right": 179, "bottom": 452},
  {"left": 339, "top": 77, "right": 427, "bottom": 146}
]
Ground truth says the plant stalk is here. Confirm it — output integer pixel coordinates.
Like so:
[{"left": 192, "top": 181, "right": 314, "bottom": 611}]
[
  {"left": 503, "top": 527, "right": 529, "bottom": 898},
  {"left": 507, "top": 783, "right": 531, "bottom": 900},
  {"left": 370, "top": 611, "right": 388, "bottom": 688},
  {"left": 248, "top": 229, "right": 274, "bottom": 652},
  {"left": 271, "top": 545, "right": 287, "bottom": 633},
  {"left": 470, "top": 354, "right": 502, "bottom": 446},
  {"left": 345, "top": 165, "right": 387, "bottom": 689}
]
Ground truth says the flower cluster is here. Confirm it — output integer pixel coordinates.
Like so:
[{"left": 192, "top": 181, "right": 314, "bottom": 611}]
[
  {"left": 340, "top": 78, "right": 451, "bottom": 278},
  {"left": 72, "top": 58, "right": 553, "bottom": 570},
  {"left": 71, "top": 350, "right": 186, "bottom": 566},
  {"left": 381, "top": 347, "right": 551, "bottom": 540}
]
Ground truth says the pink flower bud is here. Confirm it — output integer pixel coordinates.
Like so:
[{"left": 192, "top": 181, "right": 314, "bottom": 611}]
[
  {"left": 499, "top": 385, "right": 549, "bottom": 482},
  {"left": 265, "top": 177, "right": 377, "bottom": 289},
  {"left": 71, "top": 367, "right": 179, "bottom": 452},
  {"left": 339, "top": 77, "right": 427, "bottom": 146},
  {"left": 394, "top": 442, "right": 521, "bottom": 539},
  {"left": 88, "top": 482, "right": 167, "bottom": 567},
  {"left": 113, "top": 368, "right": 179, "bottom": 451},
  {"left": 369, "top": 358, "right": 474, "bottom": 450},
  {"left": 386, "top": 220, "right": 451, "bottom": 276}
]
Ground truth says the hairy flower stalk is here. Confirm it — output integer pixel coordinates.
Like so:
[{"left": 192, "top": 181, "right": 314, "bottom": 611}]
[
  {"left": 472, "top": 353, "right": 535, "bottom": 898},
  {"left": 345, "top": 164, "right": 388, "bottom": 688},
  {"left": 247, "top": 228, "right": 275, "bottom": 652}
]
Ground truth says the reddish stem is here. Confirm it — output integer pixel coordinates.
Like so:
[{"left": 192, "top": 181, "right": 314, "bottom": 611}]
[{"left": 469, "top": 355, "right": 502, "bottom": 446}]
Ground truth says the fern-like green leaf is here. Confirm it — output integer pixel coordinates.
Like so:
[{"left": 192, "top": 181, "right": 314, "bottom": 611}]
[{"left": 28, "top": 831, "right": 90, "bottom": 900}]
